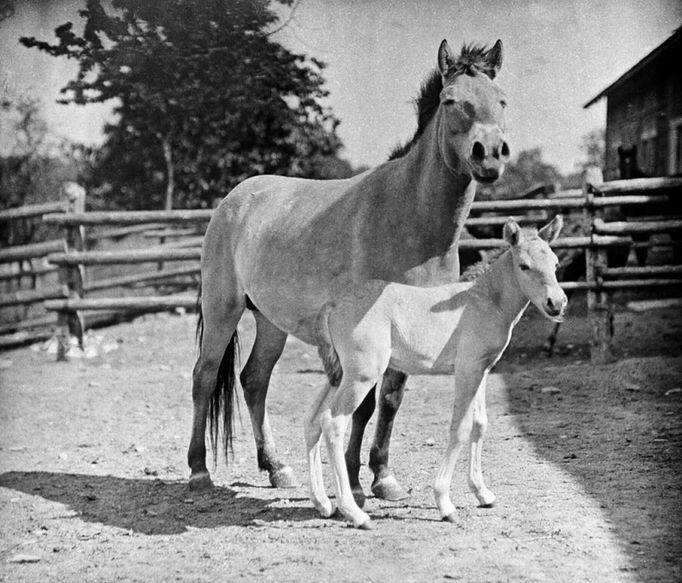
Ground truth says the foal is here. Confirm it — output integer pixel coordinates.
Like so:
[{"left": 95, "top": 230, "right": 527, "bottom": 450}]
[{"left": 306, "top": 216, "right": 567, "bottom": 528}]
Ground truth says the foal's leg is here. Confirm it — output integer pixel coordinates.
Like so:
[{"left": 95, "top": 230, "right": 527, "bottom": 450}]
[
  {"left": 467, "top": 375, "right": 496, "bottom": 507},
  {"left": 239, "top": 311, "right": 296, "bottom": 488},
  {"left": 322, "top": 377, "right": 377, "bottom": 529},
  {"left": 434, "top": 364, "right": 486, "bottom": 521},
  {"left": 304, "top": 381, "right": 336, "bottom": 517},
  {"left": 188, "top": 296, "right": 245, "bottom": 490}
]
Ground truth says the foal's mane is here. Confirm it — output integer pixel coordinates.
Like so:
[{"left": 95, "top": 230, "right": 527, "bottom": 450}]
[
  {"left": 388, "top": 43, "right": 498, "bottom": 161},
  {"left": 460, "top": 228, "right": 541, "bottom": 282}
]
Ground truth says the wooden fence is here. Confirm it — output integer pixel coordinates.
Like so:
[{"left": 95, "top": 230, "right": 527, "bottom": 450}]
[{"left": 1, "top": 172, "right": 681, "bottom": 362}]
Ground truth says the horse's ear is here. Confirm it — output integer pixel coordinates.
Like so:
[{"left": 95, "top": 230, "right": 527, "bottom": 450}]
[
  {"left": 486, "top": 39, "right": 503, "bottom": 79},
  {"left": 538, "top": 215, "right": 563, "bottom": 243},
  {"left": 503, "top": 218, "right": 522, "bottom": 246},
  {"left": 438, "top": 39, "right": 456, "bottom": 77}
]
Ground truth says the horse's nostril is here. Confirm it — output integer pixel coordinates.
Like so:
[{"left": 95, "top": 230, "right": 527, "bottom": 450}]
[
  {"left": 471, "top": 141, "right": 486, "bottom": 162},
  {"left": 500, "top": 141, "right": 510, "bottom": 158}
]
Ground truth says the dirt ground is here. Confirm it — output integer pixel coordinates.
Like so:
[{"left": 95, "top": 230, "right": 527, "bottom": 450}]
[{"left": 1, "top": 293, "right": 681, "bottom": 582}]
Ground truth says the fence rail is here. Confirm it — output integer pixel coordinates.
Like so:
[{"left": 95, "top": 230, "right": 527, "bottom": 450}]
[{"left": 2, "top": 172, "right": 681, "bottom": 361}]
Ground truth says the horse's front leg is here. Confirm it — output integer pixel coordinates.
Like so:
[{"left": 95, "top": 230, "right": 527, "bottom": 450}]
[
  {"left": 467, "top": 374, "right": 496, "bottom": 507},
  {"left": 435, "top": 363, "right": 486, "bottom": 522},
  {"left": 369, "top": 369, "right": 410, "bottom": 500},
  {"left": 240, "top": 312, "right": 297, "bottom": 488},
  {"left": 345, "top": 386, "right": 376, "bottom": 507}
]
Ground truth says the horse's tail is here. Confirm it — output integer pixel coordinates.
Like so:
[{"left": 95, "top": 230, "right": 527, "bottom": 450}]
[
  {"left": 315, "top": 303, "right": 342, "bottom": 387},
  {"left": 194, "top": 280, "right": 240, "bottom": 465}
]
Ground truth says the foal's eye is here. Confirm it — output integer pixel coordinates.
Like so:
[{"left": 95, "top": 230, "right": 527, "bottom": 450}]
[{"left": 519, "top": 264, "right": 530, "bottom": 272}]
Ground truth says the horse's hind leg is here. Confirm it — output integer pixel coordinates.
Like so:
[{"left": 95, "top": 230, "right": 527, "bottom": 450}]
[
  {"left": 188, "top": 296, "right": 245, "bottom": 490},
  {"left": 368, "top": 368, "right": 409, "bottom": 501},
  {"left": 240, "top": 311, "right": 297, "bottom": 488}
]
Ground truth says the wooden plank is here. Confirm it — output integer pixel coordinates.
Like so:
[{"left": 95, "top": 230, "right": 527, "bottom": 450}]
[
  {"left": 84, "top": 265, "right": 200, "bottom": 292},
  {"left": 0, "top": 201, "right": 67, "bottom": 221},
  {"left": 593, "top": 218, "right": 682, "bottom": 234},
  {"left": 42, "top": 209, "right": 213, "bottom": 226},
  {"left": 0, "top": 240, "right": 66, "bottom": 263},
  {"left": 596, "top": 176, "right": 682, "bottom": 194},
  {"left": 86, "top": 223, "right": 166, "bottom": 241},
  {"left": 0, "top": 264, "right": 58, "bottom": 282},
  {"left": 47, "top": 247, "right": 201, "bottom": 265},
  {"left": 0, "top": 286, "right": 67, "bottom": 308},
  {"left": 44, "top": 295, "right": 197, "bottom": 311},
  {"left": 600, "top": 265, "right": 682, "bottom": 278},
  {"left": 470, "top": 198, "right": 585, "bottom": 212}
]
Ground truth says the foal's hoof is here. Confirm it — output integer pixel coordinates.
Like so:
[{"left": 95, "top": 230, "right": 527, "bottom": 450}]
[
  {"left": 351, "top": 485, "right": 367, "bottom": 509},
  {"left": 478, "top": 500, "right": 496, "bottom": 509},
  {"left": 356, "top": 519, "right": 373, "bottom": 531},
  {"left": 269, "top": 466, "right": 298, "bottom": 489},
  {"left": 188, "top": 471, "right": 214, "bottom": 491},
  {"left": 371, "top": 475, "right": 409, "bottom": 501}
]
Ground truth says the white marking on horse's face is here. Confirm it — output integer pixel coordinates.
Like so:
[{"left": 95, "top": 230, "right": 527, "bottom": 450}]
[
  {"left": 438, "top": 74, "right": 509, "bottom": 181},
  {"left": 511, "top": 235, "right": 567, "bottom": 322}
]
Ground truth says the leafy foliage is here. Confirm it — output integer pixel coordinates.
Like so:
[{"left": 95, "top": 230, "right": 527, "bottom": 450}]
[
  {"left": 20, "top": 0, "right": 347, "bottom": 209},
  {"left": 0, "top": 95, "right": 84, "bottom": 245}
]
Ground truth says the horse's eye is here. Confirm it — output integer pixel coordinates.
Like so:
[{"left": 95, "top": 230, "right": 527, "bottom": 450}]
[{"left": 519, "top": 264, "right": 530, "bottom": 271}]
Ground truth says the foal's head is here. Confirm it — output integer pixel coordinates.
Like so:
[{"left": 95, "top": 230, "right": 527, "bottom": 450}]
[
  {"left": 437, "top": 40, "right": 510, "bottom": 183},
  {"left": 503, "top": 216, "right": 567, "bottom": 322}
]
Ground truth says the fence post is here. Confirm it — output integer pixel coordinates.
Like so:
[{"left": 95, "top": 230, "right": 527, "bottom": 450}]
[
  {"left": 584, "top": 166, "right": 615, "bottom": 363},
  {"left": 55, "top": 183, "right": 86, "bottom": 361}
]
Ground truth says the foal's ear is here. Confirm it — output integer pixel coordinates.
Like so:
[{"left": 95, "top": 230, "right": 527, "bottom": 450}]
[
  {"left": 486, "top": 39, "right": 503, "bottom": 79},
  {"left": 438, "top": 39, "right": 457, "bottom": 77},
  {"left": 503, "top": 218, "right": 522, "bottom": 246},
  {"left": 538, "top": 215, "right": 563, "bottom": 243}
]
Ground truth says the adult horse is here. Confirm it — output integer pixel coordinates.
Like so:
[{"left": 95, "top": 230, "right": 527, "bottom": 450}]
[{"left": 188, "top": 39, "right": 511, "bottom": 497}]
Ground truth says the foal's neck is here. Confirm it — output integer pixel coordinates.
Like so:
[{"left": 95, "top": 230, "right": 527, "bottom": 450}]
[{"left": 474, "top": 251, "right": 529, "bottom": 325}]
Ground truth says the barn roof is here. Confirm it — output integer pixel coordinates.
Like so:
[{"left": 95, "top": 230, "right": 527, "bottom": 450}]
[{"left": 583, "top": 27, "right": 682, "bottom": 109}]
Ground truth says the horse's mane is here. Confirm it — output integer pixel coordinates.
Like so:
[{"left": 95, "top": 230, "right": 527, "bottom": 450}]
[{"left": 388, "top": 43, "right": 498, "bottom": 161}]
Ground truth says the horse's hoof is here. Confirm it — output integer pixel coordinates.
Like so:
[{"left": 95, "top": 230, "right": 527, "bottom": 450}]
[
  {"left": 371, "top": 475, "right": 409, "bottom": 501},
  {"left": 442, "top": 512, "right": 457, "bottom": 523},
  {"left": 351, "top": 485, "right": 367, "bottom": 508},
  {"left": 188, "top": 471, "right": 214, "bottom": 491},
  {"left": 269, "top": 466, "right": 298, "bottom": 489}
]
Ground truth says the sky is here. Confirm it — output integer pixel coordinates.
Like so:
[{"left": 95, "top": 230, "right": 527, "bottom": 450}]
[{"left": 1, "top": 0, "right": 681, "bottom": 174}]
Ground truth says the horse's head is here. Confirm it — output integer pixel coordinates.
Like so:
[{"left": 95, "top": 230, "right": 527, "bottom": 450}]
[
  {"left": 504, "top": 215, "right": 567, "bottom": 322},
  {"left": 437, "top": 40, "right": 510, "bottom": 183}
]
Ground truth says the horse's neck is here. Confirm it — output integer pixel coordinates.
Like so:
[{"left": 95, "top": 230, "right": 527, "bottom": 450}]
[
  {"left": 400, "top": 112, "right": 475, "bottom": 232},
  {"left": 473, "top": 251, "right": 529, "bottom": 325},
  {"left": 367, "top": 111, "right": 475, "bottom": 283}
]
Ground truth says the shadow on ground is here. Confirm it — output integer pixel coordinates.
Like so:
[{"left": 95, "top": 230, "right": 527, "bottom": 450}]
[
  {"left": 0, "top": 471, "right": 317, "bottom": 535},
  {"left": 503, "top": 355, "right": 682, "bottom": 580}
]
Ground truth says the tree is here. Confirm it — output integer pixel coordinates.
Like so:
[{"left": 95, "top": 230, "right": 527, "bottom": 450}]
[
  {"left": 576, "top": 128, "right": 605, "bottom": 171},
  {"left": 20, "top": 0, "right": 346, "bottom": 209},
  {"left": 0, "top": 94, "right": 86, "bottom": 246}
]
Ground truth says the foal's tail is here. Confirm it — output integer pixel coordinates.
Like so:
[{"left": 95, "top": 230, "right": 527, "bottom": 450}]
[
  {"left": 195, "top": 282, "right": 240, "bottom": 465},
  {"left": 315, "top": 303, "right": 342, "bottom": 387}
]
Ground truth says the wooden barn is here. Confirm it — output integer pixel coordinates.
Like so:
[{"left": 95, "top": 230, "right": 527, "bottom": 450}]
[{"left": 584, "top": 27, "right": 682, "bottom": 180}]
